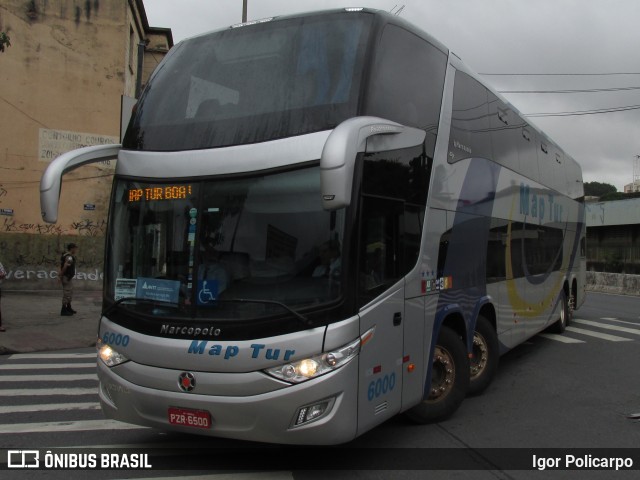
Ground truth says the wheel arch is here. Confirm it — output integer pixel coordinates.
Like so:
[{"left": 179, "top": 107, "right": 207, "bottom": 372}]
[
  {"left": 571, "top": 277, "right": 578, "bottom": 308},
  {"left": 441, "top": 311, "right": 467, "bottom": 341},
  {"left": 469, "top": 297, "right": 497, "bottom": 351}
]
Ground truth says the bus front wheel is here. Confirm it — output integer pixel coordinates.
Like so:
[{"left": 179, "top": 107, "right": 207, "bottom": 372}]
[
  {"left": 548, "top": 289, "right": 571, "bottom": 334},
  {"left": 405, "top": 325, "right": 469, "bottom": 424}
]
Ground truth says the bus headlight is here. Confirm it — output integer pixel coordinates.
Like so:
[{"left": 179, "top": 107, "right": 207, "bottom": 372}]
[
  {"left": 97, "top": 338, "right": 129, "bottom": 367},
  {"left": 264, "top": 337, "right": 361, "bottom": 384}
]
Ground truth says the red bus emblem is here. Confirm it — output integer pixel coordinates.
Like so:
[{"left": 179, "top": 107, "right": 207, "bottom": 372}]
[{"left": 178, "top": 372, "right": 196, "bottom": 392}]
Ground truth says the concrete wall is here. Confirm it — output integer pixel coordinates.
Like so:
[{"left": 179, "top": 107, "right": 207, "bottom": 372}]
[
  {"left": 586, "top": 197, "right": 640, "bottom": 227},
  {"left": 0, "top": 232, "right": 104, "bottom": 291},
  {"left": 586, "top": 271, "right": 640, "bottom": 297}
]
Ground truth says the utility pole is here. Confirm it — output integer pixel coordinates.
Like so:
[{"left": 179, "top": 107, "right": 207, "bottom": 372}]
[{"left": 242, "top": 0, "right": 248, "bottom": 22}]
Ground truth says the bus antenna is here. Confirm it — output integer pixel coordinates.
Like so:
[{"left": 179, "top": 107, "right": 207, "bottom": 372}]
[{"left": 390, "top": 4, "right": 406, "bottom": 16}]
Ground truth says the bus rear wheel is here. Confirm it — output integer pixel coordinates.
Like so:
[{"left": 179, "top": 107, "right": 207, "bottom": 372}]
[
  {"left": 405, "top": 325, "right": 469, "bottom": 424},
  {"left": 468, "top": 315, "right": 499, "bottom": 396}
]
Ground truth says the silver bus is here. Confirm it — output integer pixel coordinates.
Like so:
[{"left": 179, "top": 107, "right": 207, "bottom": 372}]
[{"left": 40, "top": 8, "right": 585, "bottom": 445}]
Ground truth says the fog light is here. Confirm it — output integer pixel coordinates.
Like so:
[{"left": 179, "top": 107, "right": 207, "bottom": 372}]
[
  {"left": 306, "top": 403, "right": 326, "bottom": 421},
  {"left": 295, "top": 401, "right": 329, "bottom": 426}
]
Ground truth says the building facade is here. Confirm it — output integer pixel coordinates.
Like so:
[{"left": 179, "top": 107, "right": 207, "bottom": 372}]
[
  {"left": 0, "top": 0, "right": 172, "bottom": 290},
  {"left": 623, "top": 181, "right": 640, "bottom": 194}
]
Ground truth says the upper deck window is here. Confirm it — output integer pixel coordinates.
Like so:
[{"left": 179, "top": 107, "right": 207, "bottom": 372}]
[
  {"left": 124, "top": 12, "right": 372, "bottom": 151},
  {"left": 364, "top": 24, "right": 447, "bottom": 133}
]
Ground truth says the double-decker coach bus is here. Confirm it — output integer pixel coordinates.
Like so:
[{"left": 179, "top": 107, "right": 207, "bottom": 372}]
[{"left": 40, "top": 8, "right": 585, "bottom": 445}]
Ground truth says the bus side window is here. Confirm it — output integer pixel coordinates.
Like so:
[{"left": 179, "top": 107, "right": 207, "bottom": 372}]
[
  {"left": 448, "top": 70, "right": 492, "bottom": 163},
  {"left": 360, "top": 196, "right": 403, "bottom": 297},
  {"left": 358, "top": 146, "right": 431, "bottom": 305}
]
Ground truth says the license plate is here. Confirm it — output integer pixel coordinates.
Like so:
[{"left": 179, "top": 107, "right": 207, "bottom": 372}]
[{"left": 168, "top": 407, "right": 211, "bottom": 429}]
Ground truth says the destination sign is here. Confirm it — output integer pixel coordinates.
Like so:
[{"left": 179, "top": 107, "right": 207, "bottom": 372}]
[{"left": 128, "top": 185, "right": 193, "bottom": 202}]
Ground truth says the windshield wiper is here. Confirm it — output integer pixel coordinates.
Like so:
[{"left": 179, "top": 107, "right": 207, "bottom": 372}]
[
  {"left": 218, "top": 298, "right": 314, "bottom": 327},
  {"left": 103, "top": 297, "right": 180, "bottom": 317}
]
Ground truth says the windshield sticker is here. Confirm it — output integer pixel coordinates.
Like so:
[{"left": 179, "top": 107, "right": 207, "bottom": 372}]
[
  {"left": 136, "top": 277, "right": 180, "bottom": 304},
  {"left": 197, "top": 279, "right": 219, "bottom": 305},
  {"left": 115, "top": 278, "right": 137, "bottom": 300}
]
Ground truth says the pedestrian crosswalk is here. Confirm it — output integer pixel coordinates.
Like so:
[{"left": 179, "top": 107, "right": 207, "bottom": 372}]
[
  {"left": 539, "top": 317, "right": 640, "bottom": 344},
  {"left": 0, "top": 352, "right": 298, "bottom": 478},
  {"left": 566, "top": 325, "right": 631, "bottom": 342},
  {"left": 0, "top": 352, "right": 145, "bottom": 436}
]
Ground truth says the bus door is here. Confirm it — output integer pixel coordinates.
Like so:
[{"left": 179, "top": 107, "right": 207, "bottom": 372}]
[{"left": 356, "top": 195, "right": 405, "bottom": 435}]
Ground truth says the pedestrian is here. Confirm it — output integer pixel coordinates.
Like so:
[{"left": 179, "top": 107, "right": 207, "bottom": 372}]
[
  {"left": 0, "top": 258, "right": 6, "bottom": 332},
  {"left": 59, "top": 243, "right": 78, "bottom": 316}
]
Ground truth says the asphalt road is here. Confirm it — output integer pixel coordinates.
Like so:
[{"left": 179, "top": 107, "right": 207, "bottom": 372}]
[{"left": 1, "top": 291, "right": 639, "bottom": 479}]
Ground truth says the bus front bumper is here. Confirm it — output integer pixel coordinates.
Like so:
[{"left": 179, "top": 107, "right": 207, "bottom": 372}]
[{"left": 97, "top": 358, "right": 359, "bottom": 445}]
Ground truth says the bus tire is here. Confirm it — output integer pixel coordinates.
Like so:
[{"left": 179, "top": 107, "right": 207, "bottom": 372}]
[
  {"left": 549, "top": 289, "right": 570, "bottom": 334},
  {"left": 405, "top": 325, "right": 469, "bottom": 424},
  {"left": 468, "top": 315, "right": 499, "bottom": 396}
]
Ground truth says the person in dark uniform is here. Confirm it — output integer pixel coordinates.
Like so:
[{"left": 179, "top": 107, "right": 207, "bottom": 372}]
[{"left": 59, "top": 243, "right": 79, "bottom": 316}]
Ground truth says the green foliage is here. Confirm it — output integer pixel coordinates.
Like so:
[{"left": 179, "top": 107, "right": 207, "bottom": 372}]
[
  {"left": 584, "top": 181, "right": 617, "bottom": 197},
  {"left": 600, "top": 191, "right": 640, "bottom": 202},
  {"left": 0, "top": 32, "right": 10, "bottom": 53}
]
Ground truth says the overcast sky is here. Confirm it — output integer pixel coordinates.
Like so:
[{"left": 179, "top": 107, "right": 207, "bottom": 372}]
[{"left": 145, "top": 0, "right": 640, "bottom": 192}]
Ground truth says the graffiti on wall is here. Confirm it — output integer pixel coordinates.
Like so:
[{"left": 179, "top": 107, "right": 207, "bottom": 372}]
[
  {"left": 0, "top": 233, "right": 105, "bottom": 289},
  {"left": 1, "top": 249, "right": 101, "bottom": 269},
  {"left": 1, "top": 267, "right": 103, "bottom": 282},
  {"left": 2, "top": 218, "right": 106, "bottom": 236},
  {"left": 70, "top": 219, "right": 107, "bottom": 236}
]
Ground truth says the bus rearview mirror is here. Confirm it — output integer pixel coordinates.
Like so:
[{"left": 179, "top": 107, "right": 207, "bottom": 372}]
[
  {"left": 320, "top": 116, "right": 426, "bottom": 210},
  {"left": 40, "top": 144, "right": 121, "bottom": 223}
]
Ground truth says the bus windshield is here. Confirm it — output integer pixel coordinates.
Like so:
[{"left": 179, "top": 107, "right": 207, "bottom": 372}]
[
  {"left": 105, "top": 166, "right": 346, "bottom": 322},
  {"left": 123, "top": 12, "right": 372, "bottom": 150}
]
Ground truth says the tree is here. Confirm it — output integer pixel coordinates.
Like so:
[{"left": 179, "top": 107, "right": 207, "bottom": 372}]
[
  {"left": 600, "top": 191, "right": 640, "bottom": 201},
  {"left": 0, "top": 32, "right": 10, "bottom": 53},
  {"left": 584, "top": 181, "right": 617, "bottom": 197}
]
